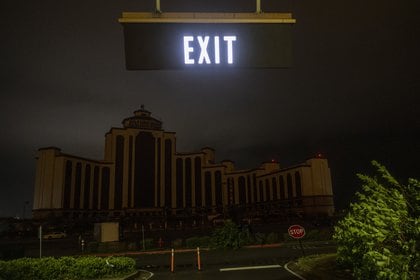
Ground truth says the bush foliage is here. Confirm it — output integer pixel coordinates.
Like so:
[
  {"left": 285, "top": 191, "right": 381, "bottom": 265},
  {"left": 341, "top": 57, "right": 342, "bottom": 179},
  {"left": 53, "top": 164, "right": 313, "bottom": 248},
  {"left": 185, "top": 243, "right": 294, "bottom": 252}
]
[
  {"left": 186, "top": 236, "right": 211, "bottom": 248},
  {"left": 333, "top": 161, "right": 419, "bottom": 279},
  {"left": 211, "top": 220, "right": 251, "bottom": 249},
  {"left": 0, "top": 256, "right": 136, "bottom": 280}
]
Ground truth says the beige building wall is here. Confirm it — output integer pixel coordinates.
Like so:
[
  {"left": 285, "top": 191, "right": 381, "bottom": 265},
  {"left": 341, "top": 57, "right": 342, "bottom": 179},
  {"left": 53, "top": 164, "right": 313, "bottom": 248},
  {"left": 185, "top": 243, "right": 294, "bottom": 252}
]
[{"left": 33, "top": 108, "right": 335, "bottom": 218}]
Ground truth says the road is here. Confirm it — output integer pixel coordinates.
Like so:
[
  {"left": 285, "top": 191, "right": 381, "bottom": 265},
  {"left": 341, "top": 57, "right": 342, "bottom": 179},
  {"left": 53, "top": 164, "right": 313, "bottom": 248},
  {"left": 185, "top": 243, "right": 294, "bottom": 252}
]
[
  {"left": 133, "top": 242, "right": 336, "bottom": 279},
  {"left": 0, "top": 237, "right": 335, "bottom": 279}
]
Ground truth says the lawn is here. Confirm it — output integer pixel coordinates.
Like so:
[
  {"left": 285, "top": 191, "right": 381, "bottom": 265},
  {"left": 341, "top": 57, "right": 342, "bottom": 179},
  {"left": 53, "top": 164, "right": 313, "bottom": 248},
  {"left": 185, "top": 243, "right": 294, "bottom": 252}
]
[{"left": 291, "top": 253, "right": 353, "bottom": 280}]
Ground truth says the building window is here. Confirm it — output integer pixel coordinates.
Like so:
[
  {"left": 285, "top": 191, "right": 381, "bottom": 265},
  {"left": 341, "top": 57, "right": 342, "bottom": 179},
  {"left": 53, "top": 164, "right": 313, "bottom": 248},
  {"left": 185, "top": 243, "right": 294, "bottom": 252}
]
[
  {"left": 253, "top": 174, "right": 257, "bottom": 203},
  {"left": 134, "top": 132, "right": 155, "bottom": 208},
  {"left": 247, "top": 175, "right": 252, "bottom": 204},
  {"left": 74, "top": 163, "right": 82, "bottom": 209},
  {"left": 295, "top": 171, "right": 302, "bottom": 206},
  {"left": 83, "top": 164, "right": 91, "bottom": 209},
  {"left": 114, "top": 135, "right": 124, "bottom": 210},
  {"left": 185, "top": 158, "right": 192, "bottom": 208},
  {"left": 238, "top": 176, "right": 246, "bottom": 205},
  {"left": 228, "top": 178, "right": 234, "bottom": 205},
  {"left": 272, "top": 177, "right": 278, "bottom": 200},
  {"left": 101, "top": 167, "right": 110, "bottom": 209},
  {"left": 63, "top": 161, "right": 72, "bottom": 209},
  {"left": 164, "top": 139, "right": 172, "bottom": 207},
  {"left": 176, "top": 158, "right": 183, "bottom": 208},
  {"left": 265, "top": 179, "right": 270, "bottom": 201},
  {"left": 156, "top": 138, "right": 161, "bottom": 207},
  {"left": 127, "top": 136, "right": 133, "bottom": 208},
  {"left": 205, "top": 171, "right": 212, "bottom": 207},
  {"left": 195, "top": 157, "right": 202, "bottom": 207},
  {"left": 215, "top": 171, "right": 222, "bottom": 206},
  {"left": 279, "top": 175, "right": 285, "bottom": 200},
  {"left": 92, "top": 166, "right": 99, "bottom": 209},
  {"left": 287, "top": 173, "right": 293, "bottom": 200}
]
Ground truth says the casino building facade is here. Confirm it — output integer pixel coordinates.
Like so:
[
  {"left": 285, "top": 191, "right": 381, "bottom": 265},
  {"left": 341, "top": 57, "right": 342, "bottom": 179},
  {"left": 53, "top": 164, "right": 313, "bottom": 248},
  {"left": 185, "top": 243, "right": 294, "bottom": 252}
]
[{"left": 33, "top": 107, "right": 334, "bottom": 221}]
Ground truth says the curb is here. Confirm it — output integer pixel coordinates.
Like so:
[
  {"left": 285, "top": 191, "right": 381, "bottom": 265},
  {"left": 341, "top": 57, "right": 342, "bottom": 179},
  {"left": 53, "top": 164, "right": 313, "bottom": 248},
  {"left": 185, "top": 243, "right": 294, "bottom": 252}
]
[
  {"left": 92, "top": 248, "right": 210, "bottom": 257},
  {"left": 122, "top": 270, "right": 154, "bottom": 280},
  {"left": 284, "top": 261, "right": 306, "bottom": 280},
  {"left": 244, "top": 243, "right": 282, "bottom": 249}
]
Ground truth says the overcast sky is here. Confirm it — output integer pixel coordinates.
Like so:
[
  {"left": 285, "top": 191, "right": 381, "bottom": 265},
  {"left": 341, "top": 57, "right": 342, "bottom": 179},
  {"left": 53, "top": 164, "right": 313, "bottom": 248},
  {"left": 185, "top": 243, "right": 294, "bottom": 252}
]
[{"left": 0, "top": 0, "right": 419, "bottom": 217}]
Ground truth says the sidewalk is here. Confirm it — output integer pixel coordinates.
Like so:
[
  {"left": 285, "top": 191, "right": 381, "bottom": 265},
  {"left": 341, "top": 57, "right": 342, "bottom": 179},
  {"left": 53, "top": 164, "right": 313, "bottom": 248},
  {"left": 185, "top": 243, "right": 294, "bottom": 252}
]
[{"left": 90, "top": 240, "right": 335, "bottom": 257}]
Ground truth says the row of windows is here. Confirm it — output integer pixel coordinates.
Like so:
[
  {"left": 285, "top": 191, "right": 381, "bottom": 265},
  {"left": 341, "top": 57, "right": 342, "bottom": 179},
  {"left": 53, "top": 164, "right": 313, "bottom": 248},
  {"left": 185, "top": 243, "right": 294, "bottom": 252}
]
[
  {"left": 175, "top": 158, "right": 223, "bottom": 207},
  {"left": 63, "top": 161, "right": 109, "bottom": 210},
  {"left": 64, "top": 129, "right": 302, "bottom": 211},
  {"left": 227, "top": 172, "right": 302, "bottom": 205},
  {"left": 116, "top": 133, "right": 173, "bottom": 209}
]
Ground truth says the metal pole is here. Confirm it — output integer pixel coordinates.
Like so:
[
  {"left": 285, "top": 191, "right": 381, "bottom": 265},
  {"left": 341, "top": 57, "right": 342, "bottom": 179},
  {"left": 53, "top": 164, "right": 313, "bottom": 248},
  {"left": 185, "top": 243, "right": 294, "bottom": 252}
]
[
  {"left": 39, "top": 225, "right": 42, "bottom": 258},
  {"left": 141, "top": 224, "right": 145, "bottom": 250},
  {"left": 256, "top": 0, "right": 262, "bottom": 13},
  {"left": 170, "top": 248, "right": 175, "bottom": 272},
  {"left": 197, "top": 247, "right": 202, "bottom": 271},
  {"left": 298, "top": 239, "right": 305, "bottom": 257},
  {"left": 155, "top": 0, "right": 161, "bottom": 13}
]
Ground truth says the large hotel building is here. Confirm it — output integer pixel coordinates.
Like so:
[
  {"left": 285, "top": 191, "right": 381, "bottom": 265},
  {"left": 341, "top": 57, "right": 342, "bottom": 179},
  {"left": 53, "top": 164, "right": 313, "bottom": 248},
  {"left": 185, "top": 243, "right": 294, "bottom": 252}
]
[{"left": 33, "top": 107, "right": 334, "bottom": 222}]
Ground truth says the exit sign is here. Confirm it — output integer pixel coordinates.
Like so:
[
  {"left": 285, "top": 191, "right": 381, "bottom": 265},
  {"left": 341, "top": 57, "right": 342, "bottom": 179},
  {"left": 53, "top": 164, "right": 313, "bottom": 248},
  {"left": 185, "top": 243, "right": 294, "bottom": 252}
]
[{"left": 119, "top": 12, "right": 295, "bottom": 70}]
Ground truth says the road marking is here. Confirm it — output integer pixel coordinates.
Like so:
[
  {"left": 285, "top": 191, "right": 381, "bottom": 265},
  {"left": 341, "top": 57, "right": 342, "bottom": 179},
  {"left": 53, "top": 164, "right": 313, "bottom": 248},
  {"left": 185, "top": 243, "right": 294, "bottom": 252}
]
[
  {"left": 284, "top": 262, "right": 306, "bottom": 280},
  {"left": 138, "top": 269, "right": 154, "bottom": 280},
  {"left": 220, "top": 264, "right": 282, "bottom": 272}
]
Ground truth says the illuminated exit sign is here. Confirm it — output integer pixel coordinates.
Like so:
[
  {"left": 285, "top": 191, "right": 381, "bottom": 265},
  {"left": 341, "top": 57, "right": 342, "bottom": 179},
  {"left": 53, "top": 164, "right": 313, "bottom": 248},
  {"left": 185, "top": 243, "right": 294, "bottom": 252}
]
[
  {"left": 183, "top": 35, "right": 237, "bottom": 64},
  {"left": 119, "top": 12, "right": 296, "bottom": 70}
]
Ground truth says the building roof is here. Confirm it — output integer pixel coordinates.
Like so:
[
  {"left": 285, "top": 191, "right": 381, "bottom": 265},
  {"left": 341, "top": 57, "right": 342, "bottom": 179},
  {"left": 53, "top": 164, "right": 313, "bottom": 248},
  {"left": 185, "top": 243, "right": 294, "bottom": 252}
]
[{"left": 121, "top": 105, "right": 163, "bottom": 130}]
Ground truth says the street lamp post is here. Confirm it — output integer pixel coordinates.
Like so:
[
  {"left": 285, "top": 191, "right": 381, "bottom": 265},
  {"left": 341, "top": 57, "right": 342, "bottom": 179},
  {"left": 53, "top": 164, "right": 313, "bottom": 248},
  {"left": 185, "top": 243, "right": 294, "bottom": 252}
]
[{"left": 22, "top": 201, "right": 29, "bottom": 219}]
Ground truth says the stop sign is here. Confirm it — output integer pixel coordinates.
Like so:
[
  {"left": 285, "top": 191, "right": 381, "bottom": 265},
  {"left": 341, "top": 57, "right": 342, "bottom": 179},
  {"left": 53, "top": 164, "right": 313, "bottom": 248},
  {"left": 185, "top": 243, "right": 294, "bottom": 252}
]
[{"left": 288, "top": 225, "right": 305, "bottom": 239}]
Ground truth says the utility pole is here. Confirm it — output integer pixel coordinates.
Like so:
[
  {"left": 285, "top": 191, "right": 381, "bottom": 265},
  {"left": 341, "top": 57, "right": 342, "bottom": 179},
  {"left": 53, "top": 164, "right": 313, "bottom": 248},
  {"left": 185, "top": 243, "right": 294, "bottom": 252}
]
[
  {"left": 141, "top": 224, "right": 145, "bottom": 250},
  {"left": 22, "top": 201, "right": 29, "bottom": 219},
  {"left": 38, "top": 225, "right": 42, "bottom": 258}
]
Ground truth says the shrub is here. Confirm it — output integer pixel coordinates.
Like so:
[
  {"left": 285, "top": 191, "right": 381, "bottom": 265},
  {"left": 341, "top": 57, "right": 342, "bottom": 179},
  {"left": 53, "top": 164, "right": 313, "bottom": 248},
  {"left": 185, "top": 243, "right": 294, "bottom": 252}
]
[
  {"left": 333, "top": 161, "right": 419, "bottom": 280},
  {"left": 266, "top": 232, "right": 279, "bottom": 244},
  {"left": 107, "top": 241, "right": 126, "bottom": 252},
  {"left": 0, "top": 256, "right": 136, "bottom": 280},
  {"left": 127, "top": 242, "right": 137, "bottom": 251},
  {"left": 254, "top": 232, "right": 266, "bottom": 244},
  {"left": 304, "top": 229, "right": 332, "bottom": 241},
  {"left": 186, "top": 236, "right": 211, "bottom": 248},
  {"left": 186, "top": 237, "right": 200, "bottom": 248},
  {"left": 199, "top": 236, "right": 211, "bottom": 247},
  {"left": 211, "top": 220, "right": 250, "bottom": 249},
  {"left": 283, "top": 232, "right": 294, "bottom": 242},
  {"left": 172, "top": 238, "right": 183, "bottom": 248},
  {"left": 86, "top": 241, "right": 99, "bottom": 253},
  {"left": 141, "top": 238, "right": 154, "bottom": 250},
  {"left": 97, "top": 241, "right": 127, "bottom": 253}
]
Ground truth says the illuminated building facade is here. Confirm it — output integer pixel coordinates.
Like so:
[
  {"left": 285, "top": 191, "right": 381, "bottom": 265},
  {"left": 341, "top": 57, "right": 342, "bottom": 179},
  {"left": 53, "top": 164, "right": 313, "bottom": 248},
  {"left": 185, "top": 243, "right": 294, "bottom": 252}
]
[{"left": 33, "top": 107, "right": 334, "bottom": 221}]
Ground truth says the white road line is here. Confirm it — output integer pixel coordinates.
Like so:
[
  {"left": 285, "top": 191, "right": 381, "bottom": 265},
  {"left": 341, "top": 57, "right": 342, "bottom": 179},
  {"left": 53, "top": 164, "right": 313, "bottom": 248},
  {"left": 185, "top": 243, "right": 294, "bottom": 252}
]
[
  {"left": 220, "top": 264, "right": 282, "bottom": 272},
  {"left": 138, "top": 269, "right": 154, "bottom": 280},
  {"left": 284, "top": 262, "right": 306, "bottom": 280}
]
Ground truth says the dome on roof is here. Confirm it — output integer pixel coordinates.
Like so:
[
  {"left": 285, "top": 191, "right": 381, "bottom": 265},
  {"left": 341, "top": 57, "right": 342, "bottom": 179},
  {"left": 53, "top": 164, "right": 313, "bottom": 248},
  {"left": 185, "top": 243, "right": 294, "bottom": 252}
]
[{"left": 122, "top": 105, "right": 162, "bottom": 130}]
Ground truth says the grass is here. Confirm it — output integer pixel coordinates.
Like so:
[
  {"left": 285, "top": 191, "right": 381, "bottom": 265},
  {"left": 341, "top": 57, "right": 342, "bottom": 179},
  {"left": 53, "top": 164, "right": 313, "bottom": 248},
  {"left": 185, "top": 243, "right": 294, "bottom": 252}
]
[{"left": 293, "top": 253, "right": 353, "bottom": 280}]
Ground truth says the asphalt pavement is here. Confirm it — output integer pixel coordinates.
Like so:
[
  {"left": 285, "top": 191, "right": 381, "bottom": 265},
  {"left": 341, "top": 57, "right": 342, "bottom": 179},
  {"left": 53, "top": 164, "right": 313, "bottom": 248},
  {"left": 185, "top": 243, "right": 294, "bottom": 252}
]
[{"left": 132, "top": 242, "right": 336, "bottom": 280}]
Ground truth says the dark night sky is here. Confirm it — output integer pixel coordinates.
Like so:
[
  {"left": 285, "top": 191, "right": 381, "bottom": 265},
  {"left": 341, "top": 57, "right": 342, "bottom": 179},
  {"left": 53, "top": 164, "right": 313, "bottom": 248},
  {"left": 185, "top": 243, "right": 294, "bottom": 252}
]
[{"left": 0, "top": 0, "right": 419, "bottom": 217}]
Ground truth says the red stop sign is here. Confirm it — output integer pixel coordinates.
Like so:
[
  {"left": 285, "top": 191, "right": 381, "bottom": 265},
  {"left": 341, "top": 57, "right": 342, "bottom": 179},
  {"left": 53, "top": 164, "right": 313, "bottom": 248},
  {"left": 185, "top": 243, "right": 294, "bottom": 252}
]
[{"left": 288, "top": 225, "right": 305, "bottom": 239}]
